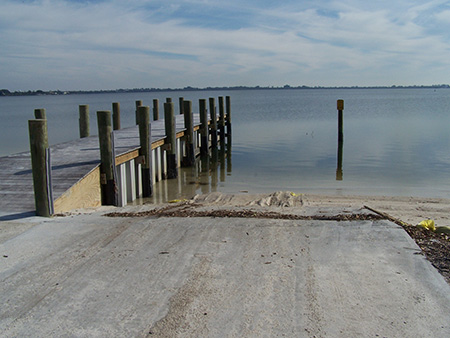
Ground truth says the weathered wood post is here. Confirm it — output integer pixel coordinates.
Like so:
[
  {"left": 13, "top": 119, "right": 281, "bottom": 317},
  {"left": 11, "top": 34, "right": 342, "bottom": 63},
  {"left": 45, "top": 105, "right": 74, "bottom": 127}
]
[
  {"left": 29, "top": 119, "right": 52, "bottom": 217},
  {"left": 34, "top": 108, "right": 46, "bottom": 119},
  {"left": 79, "top": 105, "right": 90, "bottom": 138},
  {"left": 226, "top": 96, "right": 232, "bottom": 137},
  {"left": 166, "top": 98, "right": 172, "bottom": 103},
  {"left": 336, "top": 99, "right": 344, "bottom": 180},
  {"left": 183, "top": 100, "right": 195, "bottom": 166},
  {"left": 199, "top": 99, "right": 209, "bottom": 157},
  {"left": 179, "top": 97, "right": 184, "bottom": 115},
  {"left": 112, "top": 102, "right": 121, "bottom": 130},
  {"left": 209, "top": 97, "right": 218, "bottom": 149},
  {"left": 137, "top": 106, "right": 153, "bottom": 197},
  {"left": 337, "top": 99, "right": 344, "bottom": 144},
  {"left": 97, "top": 110, "right": 117, "bottom": 205},
  {"left": 153, "top": 99, "right": 159, "bottom": 121},
  {"left": 135, "top": 100, "right": 142, "bottom": 125},
  {"left": 218, "top": 96, "right": 225, "bottom": 140},
  {"left": 164, "top": 102, "right": 178, "bottom": 179}
]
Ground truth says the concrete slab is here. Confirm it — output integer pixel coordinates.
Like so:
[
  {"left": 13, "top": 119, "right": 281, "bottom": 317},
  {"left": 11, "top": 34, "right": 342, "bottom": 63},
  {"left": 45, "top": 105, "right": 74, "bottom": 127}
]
[{"left": 1, "top": 209, "right": 449, "bottom": 337}]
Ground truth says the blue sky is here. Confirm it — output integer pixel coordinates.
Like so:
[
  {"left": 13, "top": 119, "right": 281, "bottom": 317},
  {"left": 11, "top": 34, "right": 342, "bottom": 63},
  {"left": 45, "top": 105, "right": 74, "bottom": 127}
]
[{"left": 1, "top": 0, "right": 450, "bottom": 90}]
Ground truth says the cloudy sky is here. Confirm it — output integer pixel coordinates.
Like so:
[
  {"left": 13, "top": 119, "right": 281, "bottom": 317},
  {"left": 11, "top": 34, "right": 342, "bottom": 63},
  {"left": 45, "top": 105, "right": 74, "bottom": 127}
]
[{"left": 1, "top": 0, "right": 450, "bottom": 91}]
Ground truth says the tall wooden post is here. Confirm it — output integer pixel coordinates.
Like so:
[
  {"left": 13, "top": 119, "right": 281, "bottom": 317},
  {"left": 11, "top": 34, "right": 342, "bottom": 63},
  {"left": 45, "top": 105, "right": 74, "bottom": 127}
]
[
  {"left": 209, "top": 97, "right": 218, "bottom": 149},
  {"left": 166, "top": 98, "right": 172, "bottom": 103},
  {"left": 29, "top": 119, "right": 52, "bottom": 217},
  {"left": 135, "top": 100, "right": 142, "bottom": 125},
  {"left": 164, "top": 102, "right": 177, "bottom": 179},
  {"left": 337, "top": 99, "right": 344, "bottom": 144},
  {"left": 337, "top": 99, "right": 344, "bottom": 181},
  {"left": 79, "top": 105, "right": 90, "bottom": 138},
  {"left": 97, "top": 110, "right": 117, "bottom": 205},
  {"left": 226, "top": 96, "right": 232, "bottom": 137},
  {"left": 153, "top": 99, "right": 159, "bottom": 121},
  {"left": 112, "top": 102, "right": 121, "bottom": 130},
  {"left": 179, "top": 97, "right": 184, "bottom": 115},
  {"left": 199, "top": 99, "right": 209, "bottom": 157},
  {"left": 34, "top": 108, "right": 46, "bottom": 120},
  {"left": 183, "top": 100, "right": 195, "bottom": 166},
  {"left": 218, "top": 96, "right": 225, "bottom": 140},
  {"left": 137, "top": 106, "right": 152, "bottom": 197}
]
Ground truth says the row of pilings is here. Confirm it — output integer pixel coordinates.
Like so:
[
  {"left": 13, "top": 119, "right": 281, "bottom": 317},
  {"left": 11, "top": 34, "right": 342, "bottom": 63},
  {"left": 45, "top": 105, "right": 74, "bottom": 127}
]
[{"left": 28, "top": 96, "right": 232, "bottom": 216}]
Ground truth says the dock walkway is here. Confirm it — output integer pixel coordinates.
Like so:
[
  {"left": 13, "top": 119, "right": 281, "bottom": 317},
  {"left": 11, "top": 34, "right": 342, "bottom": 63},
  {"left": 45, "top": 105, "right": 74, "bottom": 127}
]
[{"left": 0, "top": 114, "right": 200, "bottom": 218}]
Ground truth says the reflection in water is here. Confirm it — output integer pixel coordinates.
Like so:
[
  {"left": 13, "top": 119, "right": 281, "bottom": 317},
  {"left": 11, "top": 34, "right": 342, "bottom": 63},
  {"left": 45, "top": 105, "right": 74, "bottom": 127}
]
[
  {"left": 336, "top": 137, "right": 343, "bottom": 181},
  {"left": 139, "top": 136, "right": 232, "bottom": 204}
]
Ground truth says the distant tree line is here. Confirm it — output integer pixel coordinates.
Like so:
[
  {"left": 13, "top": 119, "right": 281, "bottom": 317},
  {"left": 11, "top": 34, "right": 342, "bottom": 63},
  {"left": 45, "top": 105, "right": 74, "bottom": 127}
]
[{"left": 1, "top": 84, "right": 450, "bottom": 96}]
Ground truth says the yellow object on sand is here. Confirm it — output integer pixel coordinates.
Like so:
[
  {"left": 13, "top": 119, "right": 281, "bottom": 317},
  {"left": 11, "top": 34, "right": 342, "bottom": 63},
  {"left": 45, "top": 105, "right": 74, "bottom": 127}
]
[
  {"left": 168, "top": 199, "right": 188, "bottom": 203},
  {"left": 417, "top": 219, "right": 436, "bottom": 232}
]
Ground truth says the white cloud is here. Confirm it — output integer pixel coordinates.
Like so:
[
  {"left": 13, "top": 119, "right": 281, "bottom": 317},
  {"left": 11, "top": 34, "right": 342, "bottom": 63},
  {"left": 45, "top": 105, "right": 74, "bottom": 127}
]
[{"left": 1, "top": 0, "right": 450, "bottom": 90}]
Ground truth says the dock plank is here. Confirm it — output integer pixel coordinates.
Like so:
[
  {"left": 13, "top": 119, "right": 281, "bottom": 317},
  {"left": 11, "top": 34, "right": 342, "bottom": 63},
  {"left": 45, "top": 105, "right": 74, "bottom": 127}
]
[{"left": 0, "top": 115, "right": 199, "bottom": 216}]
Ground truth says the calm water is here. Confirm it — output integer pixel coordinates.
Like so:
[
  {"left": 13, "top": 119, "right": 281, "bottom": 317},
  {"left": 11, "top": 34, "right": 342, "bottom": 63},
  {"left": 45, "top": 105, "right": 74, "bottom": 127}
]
[{"left": 2, "top": 88, "right": 450, "bottom": 199}]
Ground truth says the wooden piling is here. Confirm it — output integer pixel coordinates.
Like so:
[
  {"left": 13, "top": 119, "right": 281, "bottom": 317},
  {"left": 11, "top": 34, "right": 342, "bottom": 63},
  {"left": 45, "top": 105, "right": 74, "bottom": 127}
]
[
  {"left": 166, "top": 98, "right": 172, "bottom": 103},
  {"left": 137, "top": 106, "right": 153, "bottom": 197},
  {"left": 218, "top": 96, "right": 225, "bottom": 140},
  {"left": 97, "top": 110, "right": 117, "bottom": 205},
  {"left": 34, "top": 108, "right": 46, "bottom": 120},
  {"left": 179, "top": 97, "right": 184, "bottom": 115},
  {"left": 153, "top": 99, "right": 159, "bottom": 121},
  {"left": 135, "top": 100, "right": 142, "bottom": 125},
  {"left": 199, "top": 99, "right": 209, "bottom": 157},
  {"left": 79, "top": 105, "right": 90, "bottom": 138},
  {"left": 28, "top": 119, "right": 52, "bottom": 217},
  {"left": 226, "top": 96, "right": 232, "bottom": 137},
  {"left": 112, "top": 102, "right": 121, "bottom": 130},
  {"left": 183, "top": 100, "right": 195, "bottom": 166},
  {"left": 336, "top": 99, "right": 344, "bottom": 180},
  {"left": 337, "top": 99, "right": 344, "bottom": 144},
  {"left": 209, "top": 97, "right": 218, "bottom": 149},
  {"left": 164, "top": 102, "right": 178, "bottom": 179}
]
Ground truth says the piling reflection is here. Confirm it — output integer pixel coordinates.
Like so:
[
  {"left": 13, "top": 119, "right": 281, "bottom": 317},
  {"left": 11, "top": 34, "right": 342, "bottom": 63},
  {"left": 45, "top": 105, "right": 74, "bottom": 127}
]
[
  {"left": 336, "top": 137, "right": 343, "bottom": 181},
  {"left": 140, "top": 136, "right": 232, "bottom": 204}
]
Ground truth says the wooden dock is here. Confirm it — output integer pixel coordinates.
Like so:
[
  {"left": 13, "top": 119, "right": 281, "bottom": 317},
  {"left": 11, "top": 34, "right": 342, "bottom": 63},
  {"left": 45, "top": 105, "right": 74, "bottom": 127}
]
[{"left": 0, "top": 98, "right": 231, "bottom": 218}]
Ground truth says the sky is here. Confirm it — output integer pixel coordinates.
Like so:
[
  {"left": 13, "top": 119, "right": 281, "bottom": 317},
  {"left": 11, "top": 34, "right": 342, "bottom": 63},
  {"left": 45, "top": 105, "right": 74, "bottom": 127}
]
[{"left": 1, "top": 0, "right": 450, "bottom": 91}]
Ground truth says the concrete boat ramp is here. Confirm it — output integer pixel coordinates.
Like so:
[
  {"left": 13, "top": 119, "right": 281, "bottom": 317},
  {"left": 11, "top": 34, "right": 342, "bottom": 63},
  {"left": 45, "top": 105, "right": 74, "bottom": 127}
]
[{"left": 1, "top": 192, "right": 449, "bottom": 337}]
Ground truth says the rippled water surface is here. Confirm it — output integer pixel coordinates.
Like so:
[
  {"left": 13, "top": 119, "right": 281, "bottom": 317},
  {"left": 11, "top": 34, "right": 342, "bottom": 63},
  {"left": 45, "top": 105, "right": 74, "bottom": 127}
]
[{"left": 2, "top": 88, "right": 450, "bottom": 198}]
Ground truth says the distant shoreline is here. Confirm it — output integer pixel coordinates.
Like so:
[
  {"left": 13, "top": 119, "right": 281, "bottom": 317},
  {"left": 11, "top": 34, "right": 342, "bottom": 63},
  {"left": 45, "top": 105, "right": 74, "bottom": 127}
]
[{"left": 1, "top": 84, "right": 449, "bottom": 97}]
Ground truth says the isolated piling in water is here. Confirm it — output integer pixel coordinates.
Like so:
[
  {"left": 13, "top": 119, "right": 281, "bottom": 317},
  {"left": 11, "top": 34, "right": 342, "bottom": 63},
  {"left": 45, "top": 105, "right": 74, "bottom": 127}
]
[
  {"left": 209, "top": 97, "right": 218, "bottom": 149},
  {"left": 29, "top": 119, "right": 52, "bottom": 217},
  {"left": 336, "top": 99, "right": 344, "bottom": 180},
  {"left": 137, "top": 106, "right": 152, "bottom": 197},
  {"left": 199, "top": 99, "right": 209, "bottom": 157},
  {"left": 218, "top": 96, "right": 225, "bottom": 140},
  {"left": 112, "top": 102, "right": 121, "bottom": 130},
  {"left": 183, "top": 100, "right": 195, "bottom": 166},
  {"left": 34, "top": 108, "right": 46, "bottom": 120},
  {"left": 97, "top": 110, "right": 117, "bottom": 205},
  {"left": 179, "top": 97, "right": 184, "bottom": 115},
  {"left": 337, "top": 99, "right": 344, "bottom": 144},
  {"left": 153, "top": 99, "right": 159, "bottom": 121},
  {"left": 164, "top": 102, "right": 178, "bottom": 179},
  {"left": 135, "top": 100, "right": 143, "bottom": 125},
  {"left": 79, "top": 105, "right": 90, "bottom": 138},
  {"left": 226, "top": 96, "right": 232, "bottom": 137}
]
